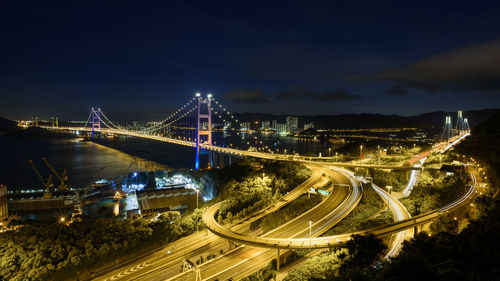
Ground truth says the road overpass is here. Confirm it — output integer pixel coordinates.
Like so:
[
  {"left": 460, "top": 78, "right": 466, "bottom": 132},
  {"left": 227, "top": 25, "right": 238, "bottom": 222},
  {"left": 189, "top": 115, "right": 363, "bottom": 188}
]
[
  {"left": 91, "top": 165, "right": 354, "bottom": 281},
  {"left": 166, "top": 166, "right": 362, "bottom": 281},
  {"left": 202, "top": 171, "right": 477, "bottom": 250}
]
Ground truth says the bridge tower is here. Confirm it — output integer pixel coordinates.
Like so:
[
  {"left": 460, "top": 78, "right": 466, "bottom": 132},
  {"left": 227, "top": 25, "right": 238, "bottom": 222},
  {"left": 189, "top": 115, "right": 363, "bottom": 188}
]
[
  {"left": 441, "top": 116, "right": 452, "bottom": 141},
  {"left": 91, "top": 108, "right": 101, "bottom": 140},
  {"left": 464, "top": 118, "right": 470, "bottom": 131},
  {"left": 456, "top": 110, "right": 465, "bottom": 133},
  {"left": 195, "top": 93, "right": 212, "bottom": 170}
]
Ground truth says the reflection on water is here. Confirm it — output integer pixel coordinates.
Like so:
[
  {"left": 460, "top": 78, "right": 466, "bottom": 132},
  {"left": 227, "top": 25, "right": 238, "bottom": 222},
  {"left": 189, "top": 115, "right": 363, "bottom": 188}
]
[
  {"left": 0, "top": 137, "right": 169, "bottom": 190},
  {"left": 1, "top": 132, "right": 339, "bottom": 191}
]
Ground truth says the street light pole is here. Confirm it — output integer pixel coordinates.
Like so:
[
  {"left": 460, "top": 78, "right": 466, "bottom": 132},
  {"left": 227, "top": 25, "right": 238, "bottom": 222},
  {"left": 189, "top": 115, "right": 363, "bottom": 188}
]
[
  {"left": 386, "top": 185, "right": 392, "bottom": 195},
  {"left": 196, "top": 189, "right": 199, "bottom": 209},
  {"left": 309, "top": 220, "right": 312, "bottom": 247}
]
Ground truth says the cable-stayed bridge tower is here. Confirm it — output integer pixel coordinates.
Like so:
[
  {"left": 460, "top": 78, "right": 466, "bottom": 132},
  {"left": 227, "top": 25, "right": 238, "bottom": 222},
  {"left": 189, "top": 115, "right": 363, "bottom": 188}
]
[
  {"left": 441, "top": 116, "right": 452, "bottom": 141},
  {"left": 455, "top": 110, "right": 465, "bottom": 133},
  {"left": 464, "top": 118, "right": 470, "bottom": 131}
]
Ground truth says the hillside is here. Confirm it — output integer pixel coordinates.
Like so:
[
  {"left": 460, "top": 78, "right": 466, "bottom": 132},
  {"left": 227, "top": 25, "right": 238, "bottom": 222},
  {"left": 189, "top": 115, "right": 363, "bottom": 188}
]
[
  {"left": 234, "top": 108, "right": 498, "bottom": 129},
  {"left": 0, "top": 117, "right": 18, "bottom": 133},
  {"left": 455, "top": 109, "right": 500, "bottom": 186}
]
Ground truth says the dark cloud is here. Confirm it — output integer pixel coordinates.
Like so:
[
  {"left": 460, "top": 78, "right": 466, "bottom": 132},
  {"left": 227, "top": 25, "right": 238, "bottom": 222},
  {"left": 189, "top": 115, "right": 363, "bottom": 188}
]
[
  {"left": 276, "top": 88, "right": 361, "bottom": 101},
  {"left": 373, "top": 39, "right": 500, "bottom": 92},
  {"left": 384, "top": 85, "right": 408, "bottom": 96},
  {"left": 223, "top": 89, "right": 270, "bottom": 103},
  {"left": 169, "top": 61, "right": 193, "bottom": 71}
]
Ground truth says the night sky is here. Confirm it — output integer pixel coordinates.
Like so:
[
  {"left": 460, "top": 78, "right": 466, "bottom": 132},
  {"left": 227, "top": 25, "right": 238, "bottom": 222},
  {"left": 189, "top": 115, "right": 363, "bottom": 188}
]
[{"left": 1, "top": 1, "right": 499, "bottom": 121}]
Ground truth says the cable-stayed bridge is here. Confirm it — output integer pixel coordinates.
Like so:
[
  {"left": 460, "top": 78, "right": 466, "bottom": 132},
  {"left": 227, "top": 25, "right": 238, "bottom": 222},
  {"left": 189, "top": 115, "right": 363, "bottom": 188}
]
[{"left": 32, "top": 93, "right": 469, "bottom": 170}]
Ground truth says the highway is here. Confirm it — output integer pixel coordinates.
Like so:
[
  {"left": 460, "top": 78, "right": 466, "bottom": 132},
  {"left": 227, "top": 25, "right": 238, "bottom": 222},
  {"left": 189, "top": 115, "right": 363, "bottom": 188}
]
[
  {"left": 371, "top": 184, "right": 412, "bottom": 258},
  {"left": 201, "top": 167, "right": 361, "bottom": 249},
  {"left": 165, "top": 166, "right": 361, "bottom": 281},
  {"left": 198, "top": 168, "right": 478, "bottom": 251},
  {"left": 91, "top": 166, "right": 346, "bottom": 281}
]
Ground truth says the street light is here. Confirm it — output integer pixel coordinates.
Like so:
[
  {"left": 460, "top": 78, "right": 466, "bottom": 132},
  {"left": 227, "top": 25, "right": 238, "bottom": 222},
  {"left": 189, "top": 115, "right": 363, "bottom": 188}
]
[
  {"left": 196, "top": 189, "right": 199, "bottom": 209},
  {"left": 195, "top": 92, "right": 201, "bottom": 97},
  {"left": 309, "top": 220, "right": 312, "bottom": 246},
  {"left": 386, "top": 185, "right": 392, "bottom": 194},
  {"left": 328, "top": 147, "right": 331, "bottom": 157}
]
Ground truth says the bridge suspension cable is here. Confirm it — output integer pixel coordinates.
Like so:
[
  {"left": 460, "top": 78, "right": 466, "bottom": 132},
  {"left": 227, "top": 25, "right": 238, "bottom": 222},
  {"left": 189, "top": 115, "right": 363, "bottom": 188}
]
[
  {"left": 211, "top": 98, "right": 240, "bottom": 128},
  {"left": 142, "top": 105, "right": 198, "bottom": 137},
  {"left": 97, "top": 108, "right": 125, "bottom": 131},
  {"left": 90, "top": 108, "right": 122, "bottom": 132},
  {"left": 139, "top": 97, "right": 197, "bottom": 134},
  {"left": 82, "top": 110, "right": 93, "bottom": 128}
]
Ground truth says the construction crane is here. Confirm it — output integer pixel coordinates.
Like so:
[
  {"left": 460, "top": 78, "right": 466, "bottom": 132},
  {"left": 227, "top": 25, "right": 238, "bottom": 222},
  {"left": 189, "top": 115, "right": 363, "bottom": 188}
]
[
  {"left": 28, "top": 160, "right": 54, "bottom": 199},
  {"left": 41, "top": 157, "right": 68, "bottom": 190}
]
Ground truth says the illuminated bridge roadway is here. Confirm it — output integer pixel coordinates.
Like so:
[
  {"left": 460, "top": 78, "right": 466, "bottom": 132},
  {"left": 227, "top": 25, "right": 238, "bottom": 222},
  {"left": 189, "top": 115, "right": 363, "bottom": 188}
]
[{"left": 40, "top": 126, "right": 442, "bottom": 171}]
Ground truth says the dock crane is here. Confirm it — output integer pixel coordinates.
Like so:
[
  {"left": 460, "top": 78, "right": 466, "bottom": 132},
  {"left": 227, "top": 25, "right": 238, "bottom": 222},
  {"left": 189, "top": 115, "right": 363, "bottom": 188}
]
[
  {"left": 41, "top": 157, "right": 68, "bottom": 190},
  {"left": 28, "top": 160, "right": 54, "bottom": 199}
]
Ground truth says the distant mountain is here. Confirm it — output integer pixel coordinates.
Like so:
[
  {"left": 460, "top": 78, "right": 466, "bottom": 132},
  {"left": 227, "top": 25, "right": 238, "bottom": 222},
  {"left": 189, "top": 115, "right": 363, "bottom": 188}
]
[
  {"left": 0, "top": 116, "right": 18, "bottom": 133},
  {"left": 455, "top": 109, "right": 500, "bottom": 187},
  {"left": 233, "top": 108, "right": 499, "bottom": 130}
]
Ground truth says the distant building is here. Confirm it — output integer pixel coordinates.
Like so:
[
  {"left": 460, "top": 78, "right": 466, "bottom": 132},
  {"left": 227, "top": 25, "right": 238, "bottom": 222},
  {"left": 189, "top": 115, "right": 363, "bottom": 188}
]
[
  {"left": 304, "top": 122, "right": 315, "bottom": 131},
  {"left": 241, "top": 122, "right": 250, "bottom": 130},
  {"left": 136, "top": 187, "right": 198, "bottom": 213},
  {"left": 272, "top": 120, "right": 277, "bottom": 130},
  {"left": 277, "top": 123, "right": 287, "bottom": 134},
  {"left": 286, "top": 116, "right": 299, "bottom": 134},
  {"left": 440, "top": 164, "right": 465, "bottom": 178},
  {"left": 261, "top": 120, "right": 270, "bottom": 130}
]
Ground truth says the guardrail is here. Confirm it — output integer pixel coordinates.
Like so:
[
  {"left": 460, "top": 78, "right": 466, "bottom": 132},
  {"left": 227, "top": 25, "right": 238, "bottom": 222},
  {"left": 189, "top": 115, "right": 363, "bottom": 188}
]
[{"left": 204, "top": 172, "right": 477, "bottom": 249}]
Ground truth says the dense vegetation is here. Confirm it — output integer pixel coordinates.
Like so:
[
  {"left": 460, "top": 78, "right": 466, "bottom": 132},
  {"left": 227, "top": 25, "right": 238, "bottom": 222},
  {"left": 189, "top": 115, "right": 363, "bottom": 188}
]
[
  {"left": 261, "top": 194, "right": 323, "bottom": 232},
  {"left": 369, "top": 168, "right": 409, "bottom": 192},
  {"left": 216, "top": 160, "right": 311, "bottom": 223},
  {"left": 371, "top": 197, "right": 500, "bottom": 280},
  {"left": 323, "top": 186, "right": 388, "bottom": 235},
  {"left": 455, "top": 109, "right": 500, "bottom": 188},
  {"left": 0, "top": 210, "right": 205, "bottom": 281},
  {"left": 400, "top": 172, "right": 464, "bottom": 216},
  {"left": 285, "top": 234, "right": 387, "bottom": 281}
]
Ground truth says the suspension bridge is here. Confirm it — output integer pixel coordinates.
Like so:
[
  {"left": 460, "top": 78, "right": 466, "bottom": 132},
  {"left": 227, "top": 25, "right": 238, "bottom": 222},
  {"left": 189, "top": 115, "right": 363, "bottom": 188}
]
[{"left": 32, "top": 93, "right": 470, "bottom": 170}]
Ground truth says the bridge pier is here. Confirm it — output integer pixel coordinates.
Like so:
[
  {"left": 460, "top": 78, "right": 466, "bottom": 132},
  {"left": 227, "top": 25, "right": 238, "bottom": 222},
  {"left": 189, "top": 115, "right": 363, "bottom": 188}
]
[
  {"left": 276, "top": 249, "right": 280, "bottom": 272},
  {"left": 215, "top": 152, "right": 222, "bottom": 168},
  {"left": 227, "top": 240, "right": 235, "bottom": 250},
  {"left": 413, "top": 224, "right": 423, "bottom": 235}
]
